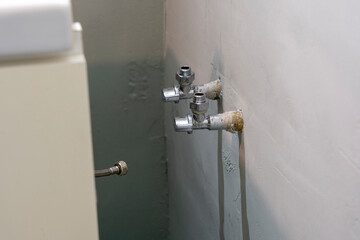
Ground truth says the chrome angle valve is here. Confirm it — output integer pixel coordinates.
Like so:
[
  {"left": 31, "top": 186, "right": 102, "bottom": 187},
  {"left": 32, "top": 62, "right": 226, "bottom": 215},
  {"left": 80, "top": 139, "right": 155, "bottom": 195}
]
[
  {"left": 162, "top": 65, "right": 222, "bottom": 103},
  {"left": 174, "top": 92, "right": 243, "bottom": 134}
]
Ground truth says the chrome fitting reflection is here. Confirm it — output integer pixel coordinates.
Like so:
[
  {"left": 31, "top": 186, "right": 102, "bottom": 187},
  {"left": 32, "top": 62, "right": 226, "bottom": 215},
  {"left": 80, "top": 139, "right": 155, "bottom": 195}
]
[
  {"left": 162, "top": 85, "right": 180, "bottom": 102},
  {"left": 174, "top": 114, "right": 193, "bottom": 133}
]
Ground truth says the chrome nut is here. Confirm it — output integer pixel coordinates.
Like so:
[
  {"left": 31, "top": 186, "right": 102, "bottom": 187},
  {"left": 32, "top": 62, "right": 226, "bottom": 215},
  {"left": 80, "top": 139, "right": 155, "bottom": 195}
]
[
  {"left": 114, "top": 161, "right": 128, "bottom": 176},
  {"left": 176, "top": 65, "right": 195, "bottom": 86},
  {"left": 190, "top": 92, "right": 209, "bottom": 114},
  {"left": 190, "top": 101, "right": 209, "bottom": 114}
]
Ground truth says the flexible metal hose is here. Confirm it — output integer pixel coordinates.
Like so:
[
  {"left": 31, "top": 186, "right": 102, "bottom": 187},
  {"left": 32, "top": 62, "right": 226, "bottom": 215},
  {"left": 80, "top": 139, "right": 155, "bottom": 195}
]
[{"left": 94, "top": 161, "right": 128, "bottom": 178}]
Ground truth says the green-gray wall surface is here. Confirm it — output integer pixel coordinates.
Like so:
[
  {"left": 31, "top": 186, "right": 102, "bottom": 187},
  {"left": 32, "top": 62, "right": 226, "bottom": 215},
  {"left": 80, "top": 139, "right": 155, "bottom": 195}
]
[{"left": 72, "top": 1, "right": 168, "bottom": 239}]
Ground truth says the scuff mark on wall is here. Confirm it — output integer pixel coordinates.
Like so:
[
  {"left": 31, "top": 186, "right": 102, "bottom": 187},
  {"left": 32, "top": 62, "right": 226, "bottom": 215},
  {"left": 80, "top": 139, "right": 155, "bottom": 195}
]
[
  {"left": 128, "top": 61, "right": 150, "bottom": 101},
  {"left": 223, "top": 150, "right": 236, "bottom": 173}
]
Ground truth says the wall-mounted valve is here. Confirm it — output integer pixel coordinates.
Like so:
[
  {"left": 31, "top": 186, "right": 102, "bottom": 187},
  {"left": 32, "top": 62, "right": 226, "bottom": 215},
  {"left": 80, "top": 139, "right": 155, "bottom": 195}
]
[
  {"left": 162, "top": 65, "right": 222, "bottom": 103},
  {"left": 94, "top": 161, "right": 128, "bottom": 178},
  {"left": 174, "top": 92, "right": 243, "bottom": 134}
]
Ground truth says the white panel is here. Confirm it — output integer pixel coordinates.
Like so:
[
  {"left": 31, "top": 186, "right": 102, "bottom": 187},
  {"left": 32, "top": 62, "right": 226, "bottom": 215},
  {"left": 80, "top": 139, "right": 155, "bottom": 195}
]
[{"left": 0, "top": 0, "right": 72, "bottom": 58}]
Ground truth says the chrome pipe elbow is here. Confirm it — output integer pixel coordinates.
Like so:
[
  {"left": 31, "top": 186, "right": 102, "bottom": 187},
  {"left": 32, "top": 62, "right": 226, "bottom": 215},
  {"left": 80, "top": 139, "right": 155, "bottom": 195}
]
[
  {"left": 162, "top": 85, "right": 180, "bottom": 102},
  {"left": 162, "top": 65, "right": 195, "bottom": 103},
  {"left": 173, "top": 92, "right": 243, "bottom": 133},
  {"left": 174, "top": 93, "right": 209, "bottom": 134},
  {"left": 174, "top": 114, "right": 193, "bottom": 133},
  {"left": 174, "top": 111, "right": 244, "bottom": 133},
  {"left": 162, "top": 65, "right": 222, "bottom": 103}
]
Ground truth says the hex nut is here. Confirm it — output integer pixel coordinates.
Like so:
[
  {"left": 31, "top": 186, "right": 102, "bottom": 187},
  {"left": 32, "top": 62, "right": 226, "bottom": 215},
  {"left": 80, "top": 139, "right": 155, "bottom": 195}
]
[
  {"left": 190, "top": 101, "right": 209, "bottom": 114},
  {"left": 114, "top": 161, "right": 128, "bottom": 176},
  {"left": 176, "top": 66, "right": 195, "bottom": 86}
]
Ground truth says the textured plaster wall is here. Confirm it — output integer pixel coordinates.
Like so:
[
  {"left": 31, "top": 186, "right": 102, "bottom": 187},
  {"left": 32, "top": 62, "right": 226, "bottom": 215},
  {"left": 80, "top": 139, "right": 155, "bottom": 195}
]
[
  {"left": 165, "top": 0, "right": 360, "bottom": 240},
  {"left": 72, "top": 1, "right": 168, "bottom": 239}
]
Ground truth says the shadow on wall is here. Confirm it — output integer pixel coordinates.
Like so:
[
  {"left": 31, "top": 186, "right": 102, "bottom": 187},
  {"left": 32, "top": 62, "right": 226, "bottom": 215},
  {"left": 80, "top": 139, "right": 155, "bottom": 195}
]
[
  {"left": 87, "top": 60, "right": 168, "bottom": 240},
  {"left": 165, "top": 49, "right": 226, "bottom": 240},
  {"left": 218, "top": 101, "right": 225, "bottom": 240},
  {"left": 71, "top": 0, "right": 168, "bottom": 239},
  {"left": 211, "top": 49, "right": 286, "bottom": 240},
  {"left": 237, "top": 131, "right": 289, "bottom": 240},
  {"left": 213, "top": 51, "right": 226, "bottom": 240},
  {"left": 221, "top": 79, "right": 288, "bottom": 240},
  {"left": 213, "top": 47, "right": 288, "bottom": 240},
  {"left": 238, "top": 131, "right": 250, "bottom": 240}
]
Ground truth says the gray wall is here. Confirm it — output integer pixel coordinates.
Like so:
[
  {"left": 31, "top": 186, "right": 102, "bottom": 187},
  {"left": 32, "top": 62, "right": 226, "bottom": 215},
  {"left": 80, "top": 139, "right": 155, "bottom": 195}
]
[
  {"left": 165, "top": 0, "right": 360, "bottom": 240},
  {"left": 72, "top": 1, "right": 168, "bottom": 239}
]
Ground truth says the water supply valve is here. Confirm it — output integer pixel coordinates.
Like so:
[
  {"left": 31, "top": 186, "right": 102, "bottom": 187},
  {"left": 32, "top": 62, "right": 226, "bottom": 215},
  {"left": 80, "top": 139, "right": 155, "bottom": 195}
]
[
  {"left": 174, "top": 92, "right": 243, "bottom": 133},
  {"left": 162, "top": 65, "right": 222, "bottom": 103}
]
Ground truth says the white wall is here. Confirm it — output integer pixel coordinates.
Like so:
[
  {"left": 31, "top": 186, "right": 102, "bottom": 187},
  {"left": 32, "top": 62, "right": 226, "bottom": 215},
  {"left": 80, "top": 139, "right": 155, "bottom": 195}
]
[{"left": 165, "top": 0, "right": 360, "bottom": 239}]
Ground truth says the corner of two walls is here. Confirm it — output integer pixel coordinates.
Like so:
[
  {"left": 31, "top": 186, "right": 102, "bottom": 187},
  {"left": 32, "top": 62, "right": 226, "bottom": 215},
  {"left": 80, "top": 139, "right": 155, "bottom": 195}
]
[
  {"left": 71, "top": 0, "right": 360, "bottom": 239},
  {"left": 72, "top": 0, "right": 168, "bottom": 239}
]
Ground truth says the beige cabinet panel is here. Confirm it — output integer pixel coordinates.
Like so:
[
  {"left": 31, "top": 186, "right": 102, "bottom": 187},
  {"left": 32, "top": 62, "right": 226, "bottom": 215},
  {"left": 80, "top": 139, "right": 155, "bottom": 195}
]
[{"left": 0, "top": 55, "right": 98, "bottom": 240}]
